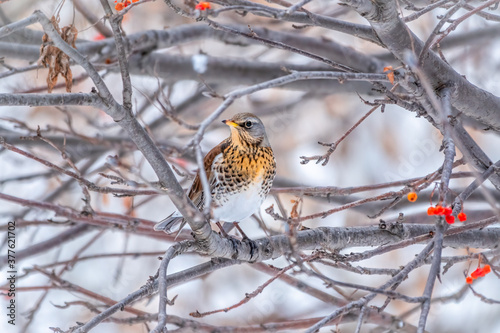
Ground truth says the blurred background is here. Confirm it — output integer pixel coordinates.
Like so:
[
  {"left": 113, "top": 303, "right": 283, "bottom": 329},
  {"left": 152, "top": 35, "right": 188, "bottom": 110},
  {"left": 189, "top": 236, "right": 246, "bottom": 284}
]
[{"left": 1, "top": 0, "right": 500, "bottom": 332}]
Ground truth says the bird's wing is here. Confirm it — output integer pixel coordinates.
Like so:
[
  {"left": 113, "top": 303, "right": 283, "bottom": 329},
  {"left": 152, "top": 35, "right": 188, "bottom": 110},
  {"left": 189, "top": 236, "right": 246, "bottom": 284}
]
[
  {"left": 188, "top": 139, "right": 228, "bottom": 211},
  {"left": 153, "top": 212, "right": 184, "bottom": 233},
  {"left": 155, "top": 139, "right": 228, "bottom": 234}
]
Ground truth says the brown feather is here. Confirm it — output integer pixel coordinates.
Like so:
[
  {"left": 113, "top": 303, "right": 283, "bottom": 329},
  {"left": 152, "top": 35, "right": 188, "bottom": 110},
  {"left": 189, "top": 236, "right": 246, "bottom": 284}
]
[{"left": 188, "top": 139, "right": 229, "bottom": 210}]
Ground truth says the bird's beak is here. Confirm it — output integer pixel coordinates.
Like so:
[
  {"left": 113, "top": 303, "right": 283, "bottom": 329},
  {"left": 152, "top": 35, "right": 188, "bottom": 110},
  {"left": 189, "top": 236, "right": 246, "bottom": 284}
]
[{"left": 223, "top": 119, "right": 239, "bottom": 127}]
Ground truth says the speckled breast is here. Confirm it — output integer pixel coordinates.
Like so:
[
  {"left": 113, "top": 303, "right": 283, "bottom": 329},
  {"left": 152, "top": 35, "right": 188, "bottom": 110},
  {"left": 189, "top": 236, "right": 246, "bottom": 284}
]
[{"left": 210, "top": 144, "right": 275, "bottom": 222}]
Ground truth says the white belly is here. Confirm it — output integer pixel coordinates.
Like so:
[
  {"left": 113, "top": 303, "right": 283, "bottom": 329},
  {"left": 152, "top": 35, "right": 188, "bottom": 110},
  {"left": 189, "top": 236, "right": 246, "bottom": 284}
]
[{"left": 212, "top": 180, "right": 264, "bottom": 222}]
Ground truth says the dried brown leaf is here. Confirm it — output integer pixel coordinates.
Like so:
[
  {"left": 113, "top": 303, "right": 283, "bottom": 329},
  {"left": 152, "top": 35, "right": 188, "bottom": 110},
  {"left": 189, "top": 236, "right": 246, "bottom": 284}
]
[
  {"left": 383, "top": 65, "right": 395, "bottom": 85},
  {"left": 38, "top": 16, "right": 78, "bottom": 93},
  {"left": 290, "top": 198, "right": 301, "bottom": 219}
]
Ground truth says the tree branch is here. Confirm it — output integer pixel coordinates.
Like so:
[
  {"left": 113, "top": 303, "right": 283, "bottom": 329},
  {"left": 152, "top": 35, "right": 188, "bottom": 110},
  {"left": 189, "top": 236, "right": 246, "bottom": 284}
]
[
  {"left": 0, "top": 93, "right": 104, "bottom": 107},
  {"left": 342, "top": 0, "right": 500, "bottom": 131}
]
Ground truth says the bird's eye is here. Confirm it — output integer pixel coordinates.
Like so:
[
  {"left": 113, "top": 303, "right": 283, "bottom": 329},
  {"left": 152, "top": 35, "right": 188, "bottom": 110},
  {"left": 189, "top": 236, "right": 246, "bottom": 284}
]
[{"left": 244, "top": 121, "right": 253, "bottom": 129}]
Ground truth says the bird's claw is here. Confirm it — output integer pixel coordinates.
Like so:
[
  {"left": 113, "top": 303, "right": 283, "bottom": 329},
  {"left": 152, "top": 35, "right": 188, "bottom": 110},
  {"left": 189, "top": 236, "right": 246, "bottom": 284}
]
[{"left": 242, "top": 237, "right": 257, "bottom": 259}]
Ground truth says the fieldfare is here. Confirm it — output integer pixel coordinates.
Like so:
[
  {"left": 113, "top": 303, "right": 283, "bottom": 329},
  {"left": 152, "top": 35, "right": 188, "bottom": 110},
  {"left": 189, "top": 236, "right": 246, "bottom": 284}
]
[{"left": 155, "top": 113, "right": 276, "bottom": 237}]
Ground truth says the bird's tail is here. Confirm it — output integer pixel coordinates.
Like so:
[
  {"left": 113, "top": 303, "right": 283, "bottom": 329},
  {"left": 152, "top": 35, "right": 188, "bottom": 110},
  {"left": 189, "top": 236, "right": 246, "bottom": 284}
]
[{"left": 154, "top": 212, "right": 186, "bottom": 236}]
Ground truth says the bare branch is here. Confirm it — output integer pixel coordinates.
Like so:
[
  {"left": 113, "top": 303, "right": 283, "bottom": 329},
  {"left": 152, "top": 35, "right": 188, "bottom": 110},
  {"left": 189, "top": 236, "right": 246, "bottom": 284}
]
[
  {"left": 0, "top": 93, "right": 104, "bottom": 107},
  {"left": 342, "top": 0, "right": 500, "bottom": 131}
]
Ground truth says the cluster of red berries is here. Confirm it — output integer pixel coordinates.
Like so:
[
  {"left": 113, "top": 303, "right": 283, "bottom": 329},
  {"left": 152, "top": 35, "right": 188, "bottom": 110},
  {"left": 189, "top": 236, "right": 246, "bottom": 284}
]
[
  {"left": 427, "top": 205, "right": 467, "bottom": 224},
  {"left": 115, "top": 0, "right": 139, "bottom": 11},
  {"left": 405, "top": 189, "right": 490, "bottom": 286},
  {"left": 466, "top": 265, "right": 491, "bottom": 284},
  {"left": 195, "top": 2, "right": 211, "bottom": 10},
  {"left": 406, "top": 192, "right": 468, "bottom": 224}
]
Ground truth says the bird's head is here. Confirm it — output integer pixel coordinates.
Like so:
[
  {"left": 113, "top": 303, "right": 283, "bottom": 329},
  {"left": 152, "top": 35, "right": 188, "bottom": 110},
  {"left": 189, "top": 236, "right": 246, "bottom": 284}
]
[{"left": 223, "top": 113, "right": 270, "bottom": 147}]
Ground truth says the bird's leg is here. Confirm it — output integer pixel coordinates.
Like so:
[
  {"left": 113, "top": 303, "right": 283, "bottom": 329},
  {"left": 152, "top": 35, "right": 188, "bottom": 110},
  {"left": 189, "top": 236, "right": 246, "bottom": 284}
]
[
  {"left": 216, "top": 222, "right": 230, "bottom": 238},
  {"left": 216, "top": 221, "right": 241, "bottom": 257},
  {"left": 233, "top": 222, "right": 257, "bottom": 259},
  {"left": 233, "top": 222, "right": 250, "bottom": 240}
]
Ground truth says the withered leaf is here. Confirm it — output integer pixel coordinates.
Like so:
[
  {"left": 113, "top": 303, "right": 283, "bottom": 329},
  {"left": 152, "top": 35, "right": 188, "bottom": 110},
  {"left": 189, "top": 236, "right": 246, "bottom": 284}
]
[
  {"left": 38, "top": 16, "right": 78, "bottom": 93},
  {"left": 383, "top": 65, "right": 395, "bottom": 85},
  {"left": 290, "top": 198, "right": 301, "bottom": 219}
]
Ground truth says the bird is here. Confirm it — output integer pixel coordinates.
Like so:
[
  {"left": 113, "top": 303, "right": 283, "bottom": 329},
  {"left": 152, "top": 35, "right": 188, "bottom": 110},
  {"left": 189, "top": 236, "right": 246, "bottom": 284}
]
[{"left": 154, "top": 113, "right": 276, "bottom": 238}]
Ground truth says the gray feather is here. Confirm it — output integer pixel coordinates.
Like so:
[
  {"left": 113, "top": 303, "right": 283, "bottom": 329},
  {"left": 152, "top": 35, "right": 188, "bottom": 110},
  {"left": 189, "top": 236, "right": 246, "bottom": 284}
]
[{"left": 154, "top": 212, "right": 186, "bottom": 234}]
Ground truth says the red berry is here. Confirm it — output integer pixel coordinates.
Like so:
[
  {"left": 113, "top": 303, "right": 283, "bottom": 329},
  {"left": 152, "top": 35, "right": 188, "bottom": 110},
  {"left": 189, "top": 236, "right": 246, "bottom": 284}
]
[
  {"left": 471, "top": 268, "right": 483, "bottom": 279},
  {"left": 195, "top": 1, "right": 211, "bottom": 10},
  {"left": 445, "top": 215, "right": 455, "bottom": 224},
  {"left": 458, "top": 212, "right": 467, "bottom": 222}
]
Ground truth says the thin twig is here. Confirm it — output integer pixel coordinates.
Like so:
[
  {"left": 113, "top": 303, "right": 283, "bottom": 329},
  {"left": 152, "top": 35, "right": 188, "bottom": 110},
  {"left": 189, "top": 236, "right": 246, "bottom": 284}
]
[
  {"left": 188, "top": 71, "right": 388, "bottom": 149},
  {"left": 439, "top": 87, "right": 455, "bottom": 204},
  {"left": 417, "top": 222, "right": 444, "bottom": 333},
  {"left": 432, "top": 0, "right": 500, "bottom": 48},
  {"left": 452, "top": 160, "right": 500, "bottom": 215},
  {"left": 206, "top": 18, "right": 355, "bottom": 72},
  {"left": 403, "top": 0, "right": 453, "bottom": 22},
  {"left": 304, "top": 240, "right": 436, "bottom": 333},
  {"left": 300, "top": 104, "right": 380, "bottom": 165},
  {"left": 353, "top": 306, "right": 367, "bottom": 333},
  {"left": 99, "top": 0, "right": 133, "bottom": 112},
  {"left": 0, "top": 139, "right": 162, "bottom": 196},
  {"left": 418, "top": 0, "right": 466, "bottom": 65},
  {"left": 72, "top": 257, "right": 238, "bottom": 333},
  {"left": 32, "top": 266, "right": 148, "bottom": 316},
  {"left": 152, "top": 242, "right": 191, "bottom": 332},
  {"left": 191, "top": 259, "right": 300, "bottom": 317}
]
